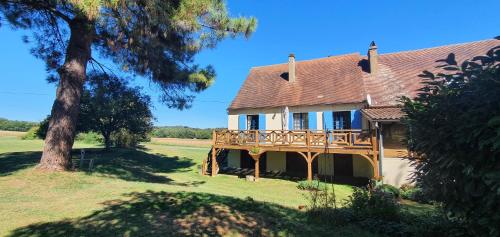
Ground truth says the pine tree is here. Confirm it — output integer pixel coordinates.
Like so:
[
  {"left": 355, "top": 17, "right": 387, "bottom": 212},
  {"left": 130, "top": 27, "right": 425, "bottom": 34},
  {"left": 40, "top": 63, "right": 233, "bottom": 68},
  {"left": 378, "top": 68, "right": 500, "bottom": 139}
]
[{"left": 0, "top": 0, "right": 257, "bottom": 170}]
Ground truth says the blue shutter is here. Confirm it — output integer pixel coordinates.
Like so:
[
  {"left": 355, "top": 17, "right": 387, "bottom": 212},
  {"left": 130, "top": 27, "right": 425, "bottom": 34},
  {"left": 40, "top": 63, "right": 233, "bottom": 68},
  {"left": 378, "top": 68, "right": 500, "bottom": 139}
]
[
  {"left": 324, "top": 111, "right": 333, "bottom": 130},
  {"left": 258, "top": 114, "right": 266, "bottom": 130},
  {"left": 288, "top": 113, "right": 294, "bottom": 130},
  {"left": 351, "top": 110, "right": 362, "bottom": 129},
  {"left": 238, "top": 114, "right": 246, "bottom": 130},
  {"left": 308, "top": 112, "right": 317, "bottom": 130}
]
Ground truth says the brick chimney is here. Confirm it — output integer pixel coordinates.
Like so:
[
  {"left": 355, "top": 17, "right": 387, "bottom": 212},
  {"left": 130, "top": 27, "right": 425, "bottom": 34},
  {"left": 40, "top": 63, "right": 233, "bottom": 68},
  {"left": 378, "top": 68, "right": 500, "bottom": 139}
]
[
  {"left": 288, "top": 53, "right": 296, "bottom": 82},
  {"left": 368, "top": 41, "right": 378, "bottom": 74}
]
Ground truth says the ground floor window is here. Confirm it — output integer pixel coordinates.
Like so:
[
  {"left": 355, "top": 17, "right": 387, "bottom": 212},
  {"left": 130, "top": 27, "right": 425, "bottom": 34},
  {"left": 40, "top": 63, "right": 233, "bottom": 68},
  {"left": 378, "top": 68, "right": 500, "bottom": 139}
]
[{"left": 293, "top": 113, "right": 308, "bottom": 130}]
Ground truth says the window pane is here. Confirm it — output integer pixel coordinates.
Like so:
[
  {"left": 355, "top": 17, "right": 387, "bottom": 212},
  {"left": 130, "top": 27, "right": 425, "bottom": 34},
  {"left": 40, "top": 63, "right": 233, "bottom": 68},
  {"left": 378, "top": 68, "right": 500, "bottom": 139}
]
[
  {"left": 247, "top": 115, "right": 259, "bottom": 130},
  {"left": 333, "top": 111, "right": 351, "bottom": 129},
  {"left": 293, "top": 113, "right": 309, "bottom": 130}
]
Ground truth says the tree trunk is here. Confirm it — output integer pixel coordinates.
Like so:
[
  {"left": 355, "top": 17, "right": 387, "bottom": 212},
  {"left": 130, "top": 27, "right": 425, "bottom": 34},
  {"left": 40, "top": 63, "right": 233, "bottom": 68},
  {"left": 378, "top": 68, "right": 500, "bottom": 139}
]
[
  {"left": 103, "top": 133, "right": 111, "bottom": 151},
  {"left": 38, "top": 19, "right": 95, "bottom": 171}
]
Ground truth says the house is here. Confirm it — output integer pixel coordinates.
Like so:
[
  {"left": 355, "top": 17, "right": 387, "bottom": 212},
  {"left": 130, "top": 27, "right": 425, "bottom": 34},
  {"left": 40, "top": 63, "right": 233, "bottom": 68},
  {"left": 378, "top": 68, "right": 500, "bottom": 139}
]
[{"left": 205, "top": 39, "right": 499, "bottom": 186}]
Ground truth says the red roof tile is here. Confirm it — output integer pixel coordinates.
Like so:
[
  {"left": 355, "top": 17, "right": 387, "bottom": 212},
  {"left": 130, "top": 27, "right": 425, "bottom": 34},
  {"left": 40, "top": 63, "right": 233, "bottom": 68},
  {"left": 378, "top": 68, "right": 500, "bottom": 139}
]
[
  {"left": 229, "top": 39, "right": 500, "bottom": 110},
  {"left": 364, "top": 39, "right": 500, "bottom": 106},
  {"left": 361, "top": 107, "right": 405, "bottom": 121}
]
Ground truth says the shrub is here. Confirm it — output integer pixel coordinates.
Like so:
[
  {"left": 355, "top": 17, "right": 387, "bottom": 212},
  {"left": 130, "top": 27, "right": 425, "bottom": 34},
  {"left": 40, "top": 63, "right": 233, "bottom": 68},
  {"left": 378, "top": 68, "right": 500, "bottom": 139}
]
[
  {"left": 111, "top": 129, "right": 150, "bottom": 148},
  {"left": 402, "top": 45, "right": 500, "bottom": 236},
  {"left": 306, "top": 187, "right": 462, "bottom": 237},
  {"left": 21, "top": 126, "right": 40, "bottom": 140},
  {"left": 346, "top": 187, "right": 400, "bottom": 221},
  {"left": 399, "top": 183, "right": 414, "bottom": 192},
  {"left": 75, "top": 132, "right": 103, "bottom": 144},
  {"left": 374, "top": 183, "right": 401, "bottom": 199}
]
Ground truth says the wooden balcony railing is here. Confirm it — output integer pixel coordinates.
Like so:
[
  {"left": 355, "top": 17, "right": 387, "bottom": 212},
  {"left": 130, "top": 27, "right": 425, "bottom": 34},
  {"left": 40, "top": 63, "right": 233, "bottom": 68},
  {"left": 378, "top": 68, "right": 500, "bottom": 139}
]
[{"left": 213, "top": 129, "right": 375, "bottom": 152}]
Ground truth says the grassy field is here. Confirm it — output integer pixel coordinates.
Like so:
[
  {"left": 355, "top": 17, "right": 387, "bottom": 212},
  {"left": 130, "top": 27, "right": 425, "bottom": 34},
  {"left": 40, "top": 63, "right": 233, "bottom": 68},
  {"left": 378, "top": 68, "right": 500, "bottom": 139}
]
[{"left": 0, "top": 133, "right": 430, "bottom": 236}]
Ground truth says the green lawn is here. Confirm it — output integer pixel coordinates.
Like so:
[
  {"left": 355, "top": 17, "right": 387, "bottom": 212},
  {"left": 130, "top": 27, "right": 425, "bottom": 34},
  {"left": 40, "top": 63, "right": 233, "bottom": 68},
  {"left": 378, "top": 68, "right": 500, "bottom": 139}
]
[{"left": 0, "top": 135, "right": 424, "bottom": 236}]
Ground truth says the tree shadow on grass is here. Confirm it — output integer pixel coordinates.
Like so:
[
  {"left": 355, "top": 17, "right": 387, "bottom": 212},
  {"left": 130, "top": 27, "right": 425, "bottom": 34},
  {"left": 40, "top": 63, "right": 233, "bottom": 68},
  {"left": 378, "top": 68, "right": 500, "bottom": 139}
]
[
  {"left": 87, "top": 148, "right": 197, "bottom": 184},
  {"left": 0, "top": 148, "right": 201, "bottom": 186},
  {"left": 7, "top": 191, "right": 341, "bottom": 237},
  {"left": 0, "top": 151, "right": 41, "bottom": 177}
]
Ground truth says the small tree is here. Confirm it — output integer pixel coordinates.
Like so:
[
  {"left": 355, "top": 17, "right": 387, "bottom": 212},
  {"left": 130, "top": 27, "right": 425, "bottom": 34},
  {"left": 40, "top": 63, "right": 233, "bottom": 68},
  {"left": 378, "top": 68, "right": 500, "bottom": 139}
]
[
  {"left": 37, "top": 73, "right": 154, "bottom": 150},
  {"left": 402, "top": 41, "right": 500, "bottom": 236},
  {"left": 78, "top": 73, "right": 153, "bottom": 150}
]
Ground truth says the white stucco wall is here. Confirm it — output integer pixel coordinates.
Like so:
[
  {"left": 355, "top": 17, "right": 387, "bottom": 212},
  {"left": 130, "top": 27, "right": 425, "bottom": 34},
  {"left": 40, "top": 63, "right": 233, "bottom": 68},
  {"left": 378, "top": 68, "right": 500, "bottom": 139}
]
[
  {"left": 382, "top": 157, "right": 414, "bottom": 187},
  {"left": 317, "top": 154, "right": 334, "bottom": 175},
  {"left": 227, "top": 149, "right": 241, "bottom": 168},
  {"left": 266, "top": 151, "right": 286, "bottom": 172},
  {"left": 265, "top": 113, "right": 283, "bottom": 130},
  {"left": 228, "top": 103, "right": 365, "bottom": 130},
  {"left": 228, "top": 114, "right": 239, "bottom": 130},
  {"left": 353, "top": 155, "right": 374, "bottom": 178}
]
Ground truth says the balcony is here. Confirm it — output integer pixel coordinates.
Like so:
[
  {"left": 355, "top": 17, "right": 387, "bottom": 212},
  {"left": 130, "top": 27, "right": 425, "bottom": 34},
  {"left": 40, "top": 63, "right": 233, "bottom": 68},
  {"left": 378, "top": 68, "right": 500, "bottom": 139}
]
[
  {"left": 207, "top": 129, "right": 380, "bottom": 181},
  {"left": 213, "top": 129, "right": 377, "bottom": 155}
]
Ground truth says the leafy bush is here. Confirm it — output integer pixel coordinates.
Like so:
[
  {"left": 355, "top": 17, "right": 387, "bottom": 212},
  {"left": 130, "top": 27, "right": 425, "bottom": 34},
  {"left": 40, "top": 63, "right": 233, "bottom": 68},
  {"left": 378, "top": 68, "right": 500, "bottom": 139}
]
[
  {"left": 0, "top": 118, "right": 37, "bottom": 132},
  {"left": 346, "top": 187, "right": 400, "bottom": 220},
  {"left": 374, "top": 183, "right": 401, "bottom": 199},
  {"left": 400, "top": 187, "right": 431, "bottom": 204},
  {"left": 21, "top": 126, "right": 40, "bottom": 140},
  {"left": 303, "top": 180, "right": 338, "bottom": 216},
  {"left": 307, "top": 187, "right": 461, "bottom": 237},
  {"left": 75, "top": 132, "right": 103, "bottom": 144},
  {"left": 111, "top": 129, "right": 150, "bottom": 148},
  {"left": 402, "top": 43, "right": 500, "bottom": 236}
]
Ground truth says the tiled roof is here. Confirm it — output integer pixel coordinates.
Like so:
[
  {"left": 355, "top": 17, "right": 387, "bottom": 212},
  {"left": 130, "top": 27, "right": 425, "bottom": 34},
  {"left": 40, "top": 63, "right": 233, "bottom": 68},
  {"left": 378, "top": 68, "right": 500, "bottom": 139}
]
[
  {"left": 364, "top": 39, "right": 500, "bottom": 106},
  {"left": 361, "top": 107, "right": 405, "bottom": 121},
  {"left": 229, "top": 54, "right": 366, "bottom": 110},
  {"left": 229, "top": 39, "right": 500, "bottom": 110}
]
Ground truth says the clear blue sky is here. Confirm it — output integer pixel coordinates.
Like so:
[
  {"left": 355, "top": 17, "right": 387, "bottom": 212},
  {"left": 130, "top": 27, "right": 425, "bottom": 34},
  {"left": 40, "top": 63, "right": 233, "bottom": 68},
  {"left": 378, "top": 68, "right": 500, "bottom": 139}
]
[{"left": 0, "top": 0, "right": 498, "bottom": 128}]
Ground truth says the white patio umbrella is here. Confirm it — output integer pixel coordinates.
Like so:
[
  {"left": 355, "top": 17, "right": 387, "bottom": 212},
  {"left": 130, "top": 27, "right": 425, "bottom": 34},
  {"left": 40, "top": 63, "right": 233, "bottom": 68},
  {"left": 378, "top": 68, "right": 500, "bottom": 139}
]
[{"left": 282, "top": 106, "right": 289, "bottom": 130}]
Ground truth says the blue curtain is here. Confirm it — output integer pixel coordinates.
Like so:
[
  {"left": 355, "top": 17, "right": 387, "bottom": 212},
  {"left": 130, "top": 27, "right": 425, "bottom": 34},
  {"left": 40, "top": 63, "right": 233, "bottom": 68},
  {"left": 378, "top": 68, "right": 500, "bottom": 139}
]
[
  {"left": 308, "top": 112, "right": 317, "bottom": 130},
  {"left": 238, "top": 114, "right": 246, "bottom": 130},
  {"left": 288, "top": 113, "right": 294, "bottom": 130}
]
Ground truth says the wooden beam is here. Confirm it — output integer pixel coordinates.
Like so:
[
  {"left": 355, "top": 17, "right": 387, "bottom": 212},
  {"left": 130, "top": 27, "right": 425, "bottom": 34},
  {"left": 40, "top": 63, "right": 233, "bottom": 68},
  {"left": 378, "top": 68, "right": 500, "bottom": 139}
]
[
  {"left": 211, "top": 146, "right": 217, "bottom": 177},
  {"left": 311, "top": 152, "right": 322, "bottom": 162},
  {"left": 307, "top": 152, "right": 312, "bottom": 181},
  {"left": 255, "top": 158, "right": 260, "bottom": 180}
]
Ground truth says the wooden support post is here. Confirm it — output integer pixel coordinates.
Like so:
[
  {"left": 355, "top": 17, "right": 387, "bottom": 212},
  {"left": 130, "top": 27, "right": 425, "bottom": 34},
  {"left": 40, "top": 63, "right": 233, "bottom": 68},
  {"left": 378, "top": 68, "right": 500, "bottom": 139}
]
[
  {"left": 211, "top": 146, "right": 217, "bottom": 177},
  {"left": 307, "top": 152, "right": 312, "bottom": 181},
  {"left": 371, "top": 125, "right": 380, "bottom": 179},
  {"left": 306, "top": 130, "right": 311, "bottom": 147},
  {"left": 255, "top": 158, "right": 260, "bottom": 179},
  {"left": 250, "top": 152, "right": 262, "bottom": 180}
]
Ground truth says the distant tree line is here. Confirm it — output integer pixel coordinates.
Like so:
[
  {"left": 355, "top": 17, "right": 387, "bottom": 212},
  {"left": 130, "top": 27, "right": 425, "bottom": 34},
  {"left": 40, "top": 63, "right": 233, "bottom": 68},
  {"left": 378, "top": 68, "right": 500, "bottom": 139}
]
[
  {"left": 0, "top": 118, "right": 37, "bottom": 132},
  {"left": 151, "top": 126, "right": 216, "bottom": 139}
]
